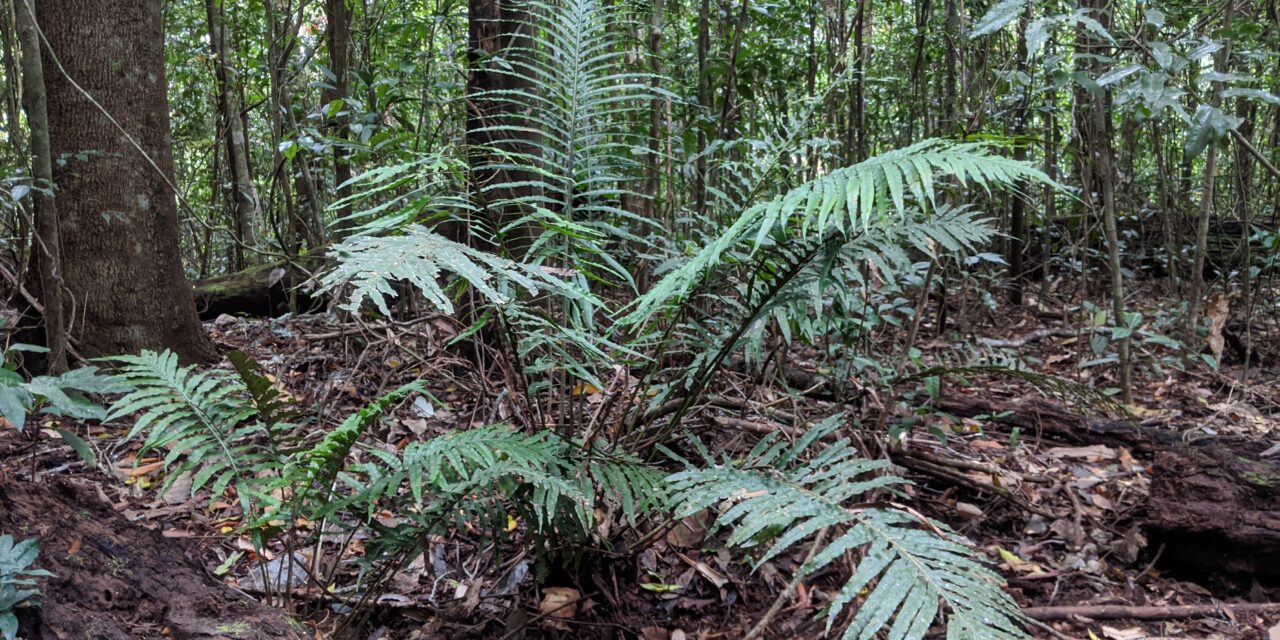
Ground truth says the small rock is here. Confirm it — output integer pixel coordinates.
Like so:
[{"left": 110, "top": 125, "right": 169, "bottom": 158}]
[{"left": 238, "top": 553, "right": 311, "bottom": 591}]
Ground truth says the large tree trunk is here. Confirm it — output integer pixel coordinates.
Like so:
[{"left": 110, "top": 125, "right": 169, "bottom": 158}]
[{"left": 39, "top": 0, "right": 215, "bottom": 362}]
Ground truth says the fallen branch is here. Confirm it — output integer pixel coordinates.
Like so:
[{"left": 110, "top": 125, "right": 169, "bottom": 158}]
[
  {"left": 977, "top": 326, "right": 1105, "bottom": 349},
  {"left": 895, "top": 446, "right": 1053, "bottom": 485},
  {"left": 1024, "top": 602, "right": 1280, "bottom": 621},
  {"left": 892, "top": 454, "right": 1054, "bottom": 517}
]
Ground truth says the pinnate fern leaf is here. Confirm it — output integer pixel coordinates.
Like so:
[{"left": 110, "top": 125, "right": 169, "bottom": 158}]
[
  {"left": 107, "top": 350, "right": 267, "bottom": 508},
  {"left": 321, "top": 225, "right": 589, "bottom": 316},
  {"left": 665, "top": 415, "right": 1029, "bottom": 640},
  {"left": 623, "top": 139, "right": 1053, "bottom": 327}
]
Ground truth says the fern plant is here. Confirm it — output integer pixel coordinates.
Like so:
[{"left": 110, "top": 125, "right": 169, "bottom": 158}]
[
  {"left": 336, "top": 424, "right": 665, "bottom": 567},
  {"left": 665, "top": 416, "right": 1029, "bottom": 640},
  {"left": 616, "top": 140, "right": 1055, "bottom": 440},
  {"left": 623, "top": 139, "right": 1052, "bottom": 326},
  {"left": 320, "top": 224, "right": 592, "bottom": 317},
  {"left": 104, "top": 349, "right": 666, "bottom": 603},
  {"left": 476, "top": 0, "right": 660, "bottom": 274}
]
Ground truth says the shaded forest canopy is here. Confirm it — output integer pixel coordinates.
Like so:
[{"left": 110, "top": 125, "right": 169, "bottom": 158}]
[{"left": 0, "top": 0, "right": 1279, "bottom": 638}]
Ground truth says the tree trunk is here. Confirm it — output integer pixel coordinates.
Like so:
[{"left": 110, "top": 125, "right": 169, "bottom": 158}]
[
  {"left": 1234, "top": 94, "right": 1255, "bottom": 372},
  {"left": 465, "top": 0, "right": 537, "bottom": 257},
  {"left": 38, "top": 0, "right": 215, "bottom": 362},
  {"left": 206, "top": 0, "right": 260, "bottom": 271},
  {"left": 15, "top": 0, "right": 67, "bottom": 372},
  {"left": 1006, "top": 4, "right": 1031, "bottom": 305},
  {"left": 849, "top": 0, "right": 869, "bottom": 162},
  {"left": 693, "top": 0, "right": 710, "bottom": 215},
  {"left": 1152, "top": 121, "right": 1179, "bottom": 292},
  {"left": 716, "top": 0, "right": 749, "bottom": 143},
  {"left": 1186, "top": 1, "right": 1233, "bottom": 346},
  {"left": 1076, "top": 0, "right": 1130, "bottom": 403},
  {"left": 325, "top": 0, "right": 354, "bottom": 236},
  {"left": 646, "top": 0, "right": 665, "bottom": 225}
]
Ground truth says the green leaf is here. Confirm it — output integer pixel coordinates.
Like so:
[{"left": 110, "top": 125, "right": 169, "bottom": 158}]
[
  {"left": 1184, "top": 104, "right": 1241, "bottom": 159},
  {"left": 1025, "top": 17, "right": 1054, "bottom": 59},
  {"left": 1096, "top": 64, "right": 1143, "bottom": 87},
  {"left": 55, "top": 428, "right": 97, "bottom": 466},
  {"left": 5, "top": 344, "right": 47, "bottom": 354},
  {"left": 0, "top": 386, "right": 32, "bottom": 431},
  {"left": 970, "top": 0, "right": 1028, "bottom": 38},
  {"left": 1150, "top": 42, "right": 1174, "bottom": 69},
  {"left": 1221, "top": 88, "right": 1280, "bottom": 106},
  {"left": 0, "top": 611, "right": 16, "bottom": 640},
  {"left": 1090, "top": 332, "right": 1109, "bottom": 354}
]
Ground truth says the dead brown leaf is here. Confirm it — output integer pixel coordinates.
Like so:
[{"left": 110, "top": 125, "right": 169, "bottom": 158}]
[{"left": 539, "top": 586, "right": 579, "bottom": 630}]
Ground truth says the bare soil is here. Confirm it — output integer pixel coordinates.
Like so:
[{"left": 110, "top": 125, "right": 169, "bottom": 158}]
[{"left": 0, "top": 476, "right": 304, "bottom": 640}]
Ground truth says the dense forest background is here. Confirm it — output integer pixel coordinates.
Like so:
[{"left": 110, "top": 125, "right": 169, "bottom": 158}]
[{"left": 1, "top": 0, "right": 1279, "bottom": 638}]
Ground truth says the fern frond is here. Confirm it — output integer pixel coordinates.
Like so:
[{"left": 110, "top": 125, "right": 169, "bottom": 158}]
[
  {"left": 228, "top": 350, "right": 299, "bottom": 429},
  {"left": 327, "top": 154, "right": 472, "bottom": 234},
  {"left": 297, "top": 382, "right": 426, "bottom": 490},
  {"left": 587, "top": 450, "right": 667, "bottom": 526},
  {"left": 666, "top": 415, "right": 1030, "bottom": 640},
  {"left": 321, "top": 225, "right": 595, "bottom": 316},
  {"left": 476, "top": 0, "right": 663, "bottom": 279},
  {"left": 107, "top": 350, "right": 268, "bottom": 509},
  {"left": 622, "top": 139, "right": 1054, "bottom": 327}
]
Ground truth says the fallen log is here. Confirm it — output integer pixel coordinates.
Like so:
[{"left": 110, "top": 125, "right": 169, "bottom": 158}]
[
  {"left": 933, "top": 395, "right": 1178, "bottom": 453},
  {"left": 1146, "top": 441, "right": 1280, "bottom": 585},
  {"left": 193, "top": 261, "right": 319, "bottom": 319}
]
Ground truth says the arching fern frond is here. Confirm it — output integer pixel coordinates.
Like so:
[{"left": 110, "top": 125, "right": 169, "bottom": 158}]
[
  {"left": 321, "top": 224, "right": 595, "bottom": 316},
  {"left": 665, "top": 415, "right": 1030, "bottom": 640},
  {"left": 326, "top": 154, "right": 473, "bottom": 234},
  {"left": 107, "top": 350, "right": 267, "bottom": 509},
  {"left": 622, "top": 139, "right": 1054, "bottom": 327},
  {"left": 347, "top": 424, "right": 664, "bottom": 537}
]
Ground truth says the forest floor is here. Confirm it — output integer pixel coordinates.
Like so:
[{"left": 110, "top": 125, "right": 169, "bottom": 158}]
[{"left": 2, "top": 279, "right": 1279, "bottom": 640}]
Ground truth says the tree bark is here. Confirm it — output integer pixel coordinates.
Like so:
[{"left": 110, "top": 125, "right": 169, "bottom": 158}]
[
  {"left": 646, "top": 0, "right": 665, "bottom": 225},
  {"left": 465, "top": 0, "right": 537, "bottom": 257},
  {"left": 38, "top": 0, "right": 215, "bottom": 361},
  {"left": 15, "top": 0, "right": 67, "bottom": 372},
  {"left": 1076, "top": 0, "right": 1130, "bottom": 403},
  {"left": 325, "top": 0, "right": 354, "bottom": 236},
  {"left": 1006, "top": 4, "right": 1031, "bottom": 305},
  {"left": 206, "top": 0, "right": 260, "bottom": 271},
  {"left": 849, "top": 0, "right": 869, "bottom": 162},
  {"left": 693, "top": 0, "right": 710, "bottom": 215}
]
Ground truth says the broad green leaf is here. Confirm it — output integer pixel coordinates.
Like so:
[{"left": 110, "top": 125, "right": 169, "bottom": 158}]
[{"left": 970, "top": 0, "right": 1028, "bottom": 38}]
